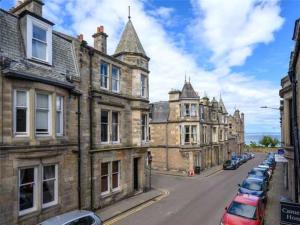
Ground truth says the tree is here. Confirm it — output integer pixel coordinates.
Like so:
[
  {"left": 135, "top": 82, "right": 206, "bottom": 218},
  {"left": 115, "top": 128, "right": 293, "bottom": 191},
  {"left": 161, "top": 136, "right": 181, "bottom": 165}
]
[
  {"left": 249, "top": 141, "right": 258, "bottom": 148},
  {"left": 259, "top": 136, "right": 272, "bottom": 147},
  {"left": 270, "top": 138, "right": 280, "bottom": 147}
]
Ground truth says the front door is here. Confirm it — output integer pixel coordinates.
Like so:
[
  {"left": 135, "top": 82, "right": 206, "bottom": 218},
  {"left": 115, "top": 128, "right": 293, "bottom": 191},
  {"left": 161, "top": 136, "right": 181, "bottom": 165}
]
[{"left": 133, "top": 158, "right": 139, "bottom": 191}]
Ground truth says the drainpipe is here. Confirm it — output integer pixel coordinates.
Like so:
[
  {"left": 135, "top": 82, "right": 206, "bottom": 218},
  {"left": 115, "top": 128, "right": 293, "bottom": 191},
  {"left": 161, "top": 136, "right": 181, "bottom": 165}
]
[
  {"left": 88, "top": 48, "right": 95, "bottom": 209},
  {"left": 166, "top": 109, "right": 170, "bottom": 170},
  {"left": 76, "top": 93, "right": 82, "bottom": 209}
]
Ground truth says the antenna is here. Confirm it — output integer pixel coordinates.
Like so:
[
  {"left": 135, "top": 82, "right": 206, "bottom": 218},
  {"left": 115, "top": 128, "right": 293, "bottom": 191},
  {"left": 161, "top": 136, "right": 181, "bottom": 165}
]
[{"left": 128, "top": 6, "right": 131, "bottom": 20}]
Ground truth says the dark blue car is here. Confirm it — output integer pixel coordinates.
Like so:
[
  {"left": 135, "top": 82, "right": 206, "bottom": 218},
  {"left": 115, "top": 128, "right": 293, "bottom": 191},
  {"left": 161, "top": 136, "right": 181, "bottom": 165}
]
[
  {"left": 247, "top": 168, "right": 269, "bottom": 185},
  {"left": 238, "top": 178, "right": 268, "bottom": 201}
]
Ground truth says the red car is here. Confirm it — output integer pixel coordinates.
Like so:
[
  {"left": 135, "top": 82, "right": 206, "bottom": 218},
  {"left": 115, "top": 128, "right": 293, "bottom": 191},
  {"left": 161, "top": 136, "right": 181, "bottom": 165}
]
[{"left": 220, "top": 194, "right": 265, "bottom": 225}]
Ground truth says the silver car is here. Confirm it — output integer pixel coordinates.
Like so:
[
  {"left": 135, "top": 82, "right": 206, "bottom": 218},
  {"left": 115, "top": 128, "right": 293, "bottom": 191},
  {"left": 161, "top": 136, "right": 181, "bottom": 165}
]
[{"left": 39, "top": 210, "right": 102, "bottom": 225}]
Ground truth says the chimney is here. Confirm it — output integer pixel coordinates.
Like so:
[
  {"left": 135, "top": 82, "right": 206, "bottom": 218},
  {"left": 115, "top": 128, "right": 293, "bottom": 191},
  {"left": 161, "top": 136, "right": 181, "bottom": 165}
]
[
  {"left": 10, "top": 0, "right": 44, "bottom": 17},
  {"left": 77, "top": 34, "right": 84, "bottom": 42},
  {"left": 92, "top": 26, "right": 108, "bottom": 54}
]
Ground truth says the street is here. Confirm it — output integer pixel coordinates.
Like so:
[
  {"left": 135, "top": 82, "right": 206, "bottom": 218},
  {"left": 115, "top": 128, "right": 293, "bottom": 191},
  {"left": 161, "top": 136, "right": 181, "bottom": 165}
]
[{"left": 113, "top": 153, "right": 265, "bottom": 225}]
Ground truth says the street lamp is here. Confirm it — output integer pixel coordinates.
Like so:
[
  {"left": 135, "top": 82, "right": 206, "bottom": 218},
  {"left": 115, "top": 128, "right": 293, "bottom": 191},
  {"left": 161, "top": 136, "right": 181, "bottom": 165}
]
[{"left": 260, "top": 106, "right": 280, "bottom": 110}]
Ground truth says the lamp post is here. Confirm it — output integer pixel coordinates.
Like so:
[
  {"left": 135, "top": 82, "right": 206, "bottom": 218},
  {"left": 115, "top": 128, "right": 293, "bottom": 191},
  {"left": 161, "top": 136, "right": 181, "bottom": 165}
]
[{"left": 260, "top": 106, "right": 280, "bottom": 110}]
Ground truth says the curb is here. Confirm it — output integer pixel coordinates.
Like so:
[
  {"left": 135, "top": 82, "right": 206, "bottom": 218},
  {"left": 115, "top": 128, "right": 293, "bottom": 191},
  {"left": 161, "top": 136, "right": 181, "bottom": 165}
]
[{"left": 102, "top": 189, "right": 166, "bottom": 223}]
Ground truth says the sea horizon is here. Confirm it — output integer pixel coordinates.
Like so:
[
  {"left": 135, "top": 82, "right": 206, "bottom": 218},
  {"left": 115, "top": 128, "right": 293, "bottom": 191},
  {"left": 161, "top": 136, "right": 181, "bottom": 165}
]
[{"left": 245, "top": 132, "right": 281, "bottom": 145}]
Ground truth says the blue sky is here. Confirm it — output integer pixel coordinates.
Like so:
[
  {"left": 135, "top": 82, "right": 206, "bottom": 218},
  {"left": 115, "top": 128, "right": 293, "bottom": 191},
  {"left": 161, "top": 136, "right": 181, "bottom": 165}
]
[{"left": 1, "top": 0, "right": 298, "bottom": 133}]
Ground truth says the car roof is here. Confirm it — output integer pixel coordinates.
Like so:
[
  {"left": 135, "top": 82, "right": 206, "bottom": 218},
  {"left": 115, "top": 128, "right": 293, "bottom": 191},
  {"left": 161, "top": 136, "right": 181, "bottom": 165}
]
[
  {"left": 39, "top": 210, "right": 94, "bottom": 225},
  {"left": 233, "top": 194, "right": 259, "bottom": 206},
  {"left": 243, "top": 178, "right": 263, "bottom": 183}
]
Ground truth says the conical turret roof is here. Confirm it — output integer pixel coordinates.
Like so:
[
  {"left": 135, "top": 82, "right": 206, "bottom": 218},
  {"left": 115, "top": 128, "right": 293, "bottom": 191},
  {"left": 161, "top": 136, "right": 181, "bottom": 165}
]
[
  {"left": 114, "top": 19, "right": 147, "bottom": 56},
  {"left": 219, "top": 97, "right": 228, "bottom": 114},
  {"left": 180, "top": 82, "right": 199, "bottom": 99}
]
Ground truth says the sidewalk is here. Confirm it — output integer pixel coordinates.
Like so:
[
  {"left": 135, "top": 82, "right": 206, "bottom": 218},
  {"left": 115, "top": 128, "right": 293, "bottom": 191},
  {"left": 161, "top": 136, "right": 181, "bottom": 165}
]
[
  {"left": 264, "top": 162, "right": 289, "bottom": 225},
  {"left": 96, "top": 189, "right": 162, "bottom": 222},
  {"left": 152, "top": 165, "right": 223, "bottom": 178}
]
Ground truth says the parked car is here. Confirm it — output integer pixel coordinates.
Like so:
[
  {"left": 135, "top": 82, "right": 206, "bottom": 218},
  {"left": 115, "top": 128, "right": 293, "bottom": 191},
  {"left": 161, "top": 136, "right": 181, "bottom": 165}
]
[
  {"left": 39, "top": 210, "right": 102, "bottom": 225},
  {"left": 232, "top": 159, "right": 239, "bottom": 168},
  {"left": 250, "top": 153, "right": 255, "bottom": 158},
  {"left": 247, "top": 168, "right": 269, "bottom": 185},
  {"left": 258, "top": 164, "right": 272, "bottom": 178},
  {"left": 223, "top": 160, "right": 237, "bottom": 170},
  {"left": 262, "top": 159, "right": 275, "bottom": 170},
  {"left": 220, "top": 194, "right": 265, "bottom": 225},
  {"left": 236, "top": 157, "right": 242, "bottom": 166},
  {"left": 238, "top": 177, "right": 268, "bottom": 202}
]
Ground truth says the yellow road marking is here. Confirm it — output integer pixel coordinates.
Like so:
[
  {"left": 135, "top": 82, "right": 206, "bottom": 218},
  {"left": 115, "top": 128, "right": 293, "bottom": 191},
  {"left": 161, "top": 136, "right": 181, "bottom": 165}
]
[{"left": 104, "top": 189, "right": 169, "bottom": 225}]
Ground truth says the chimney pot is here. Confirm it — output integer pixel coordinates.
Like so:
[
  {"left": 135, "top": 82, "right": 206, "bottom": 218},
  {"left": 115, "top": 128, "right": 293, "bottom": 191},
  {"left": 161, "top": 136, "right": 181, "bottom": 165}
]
[
  {"left": 78, "top": 34, "right": 84, "bottom": 42},
  {"left": 97, "top": 26, "right": 104, "bottom": 33}
]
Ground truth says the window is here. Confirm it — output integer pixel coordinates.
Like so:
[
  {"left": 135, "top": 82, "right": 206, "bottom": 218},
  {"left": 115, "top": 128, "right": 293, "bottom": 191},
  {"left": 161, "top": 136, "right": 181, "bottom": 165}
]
[
  {"left": 191, "top": 104, "right": 197, "bottom": 116},
  {"left": 112, "top": 112, "right": 119, "bottom": 143},
  {"left": 19, "top": 167, "right": 37, "bottom": 215},
  {"left": 100, "top": 63, "right": 109, "bottom": 89},
  {"left": 101, "top": 110, "right": 109, "bottom": 143},
  {"left": 26, "top": 16, "right": 52, "bottom": 64},
  {"left": 184, "top": 126, "right": 190, "bottom": 144},
  {"left": 112, "top": 161, "right": 120, "bottom": 191},
  {"left": 141, "top": 114, "right": 147, "bottom": 142},
  {"left": 56, "top": 96, "right": 63, "bottom": 136},
  {"left": 42, "top": 165, "right": 58, "bottom": 208},
  {"left": 212, "top": 127, "right": 217, "bottom": 142},
  {"left": 65, "top": 216, "right": 95, "bottom": 225},
  {"left": 112, "top": 66, "right": 120, "bottom": 93},
  {"left": 191, "top": 126, "right": 197, "bottom": 144},
  {"left": 141, "top": 75, "right": 147, "bottom": 97},
  {"left": 203, "top": 126, "right": 207, "bottom": 144},
  {"left": 36, "top": 93, "right": 51, "bottom": 135},
  {"left": 184, "top": 104, "right": 190, "bottom": 116},
  {"left": 200, "top": 105, "right": 205, "bottom": 120},
  {"left": 101, "top": 162, "right": 109, "bottom": 195},
  {"left": 14, "top": 90, "right": 29, "bottom": 135}
]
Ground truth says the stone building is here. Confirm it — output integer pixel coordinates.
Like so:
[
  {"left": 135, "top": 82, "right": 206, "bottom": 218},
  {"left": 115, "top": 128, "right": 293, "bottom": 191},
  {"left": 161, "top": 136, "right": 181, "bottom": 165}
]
[
  {"left": 149, "top": 81, "right": 243, "bottom": 174},
  {"left": 279, "top": 18, "right": 300, "bottom": 203},
  {"left": 0, "top": 0, "right": 150, "bottom": 224},
  {"left": 0, "top": 1, "right": 80, "bottom": 224},
  {"left": 228, "top": 110, "right": 245, "bottom": 156},
  {"left": 75, "top": 18, "right": 150, "bottom": 210}
]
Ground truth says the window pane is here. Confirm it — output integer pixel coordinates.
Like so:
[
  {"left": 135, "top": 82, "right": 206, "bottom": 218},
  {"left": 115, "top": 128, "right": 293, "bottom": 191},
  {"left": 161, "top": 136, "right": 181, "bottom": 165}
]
[
  {"left": 101, "top": 176, "right": 108, "bottom": 192},
  {"left": 101, "top": 111, "right": 108, "bottom": 123},
  {"left": 43, "top": 180, "right": 55, "bottom": 204},
  {"left": 36, "top": 110, "right": 48, "bottom": 132},
  {"left": 112, "top": 161, "right": 119, "bottom": 173},
  {"left": 101, "top": 163, "right": 109, "bottom": 175},
  {"left": 37, "top": 94, "right": 49, "bottom": 109},
  {"left": 101, "top": 63, "right": 108, "bottom": 75},
  {"left": 112, "top": 79, "right": 119, "bottom": 92},
  {"left": 20, "top": 168, "right": 34, "bottom": 184},
  {"left": 56, "top": 112, "right": 61, "bottom": 134},
  {"left": 19, "top": 185, "right": 34, "bottom": 211},
  {"left": 16, "top": 108, "right": 27, "bottom": 132},
  {"left": 32, "top": 39, "right": 47, "bottom": 60},
  {"left": 101, "top": 111, "right": 108, "bottom": 142},
  {"left": 56, "top": 97, "right": 62, "bottom": 110},
  {"left": 33, "top": 25, "right": 46, "bottom": 42},
  {"left": 112, "top": 173, "right": 119, "bottom": 189},
  {"left": 43, "top": 165, "right": 55, "bottom": 180},
  {"left": 16, "top": 91, "right": 27, "bottom": 106},
  {"left": 101, "top": 75, "right": 108, "bottom": 88},
  {"left": 112, "top": 124, "right": 118, "bottom": 142},
  {"left": 112, "top": 66, "right": 119, "bottom": 79}
]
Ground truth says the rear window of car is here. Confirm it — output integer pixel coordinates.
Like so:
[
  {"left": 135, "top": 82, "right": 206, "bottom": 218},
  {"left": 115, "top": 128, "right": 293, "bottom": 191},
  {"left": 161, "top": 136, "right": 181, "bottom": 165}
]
[
  {"left": 65, "top": 215, "right": 95, "bottom": 225},
  {"left": 227, "top": 201, "right": 257, "bottom": 220}
]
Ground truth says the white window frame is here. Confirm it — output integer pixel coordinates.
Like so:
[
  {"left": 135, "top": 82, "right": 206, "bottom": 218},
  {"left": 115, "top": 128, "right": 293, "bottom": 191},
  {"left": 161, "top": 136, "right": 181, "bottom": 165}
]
[
  {"left": 100, "top": 63, "right": 109, "bottom": 90},
  {"left": 56, "top": 96, "right": 63, "bottom": 136},
  {"left": 112, "top": 66, "right": 120, "bottom": 93},
  {"left": 26, "top": 15, "right": 52, "bottom": 64},
  {"left": 42, "top": 164, "right": 58, "bottom": 208},
  {"left": 140, "top": 75, "right": 147, "bottom": 98},
  {"left": 35, "top": 93, "right": 52, "bottom": 136},
  {"left": 13, "top": 89, "right": 29, "bottom": 137},
  {"left": 112, "top": 161, "right": 121, "bottom": 192},
  {"left": 18, "top": 167, "right": 38, "bottom": 216},
  {"left": 111, "top": 111, "right": 120, "bottom": 144},
  {"left": 101, "top": 162, "right": 110, "bottom": 196}
]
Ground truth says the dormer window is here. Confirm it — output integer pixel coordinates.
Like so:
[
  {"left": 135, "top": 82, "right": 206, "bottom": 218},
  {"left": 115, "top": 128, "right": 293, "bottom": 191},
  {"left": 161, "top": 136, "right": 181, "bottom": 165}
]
[{"left": 26, "top": 15, "right": 52, "bottom": 64}]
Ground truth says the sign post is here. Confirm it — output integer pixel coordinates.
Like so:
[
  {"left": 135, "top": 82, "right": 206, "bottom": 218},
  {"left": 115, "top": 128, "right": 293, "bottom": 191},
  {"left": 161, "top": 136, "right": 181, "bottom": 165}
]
[{"left": 281, "top": 200, "right": 300, "bottom": 224}]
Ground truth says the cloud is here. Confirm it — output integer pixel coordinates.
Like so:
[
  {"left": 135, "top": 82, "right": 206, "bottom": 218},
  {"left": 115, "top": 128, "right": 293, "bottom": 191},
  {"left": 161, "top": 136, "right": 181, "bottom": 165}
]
[{"left": 39, "top": 0, "right": 283, "bottom": 133}]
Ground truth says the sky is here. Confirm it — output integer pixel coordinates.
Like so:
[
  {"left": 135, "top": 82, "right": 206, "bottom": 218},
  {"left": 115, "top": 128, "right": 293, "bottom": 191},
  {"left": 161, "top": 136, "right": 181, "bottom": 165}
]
[{"left": 1, "top": 0, "right": 299, "bottom": 134}]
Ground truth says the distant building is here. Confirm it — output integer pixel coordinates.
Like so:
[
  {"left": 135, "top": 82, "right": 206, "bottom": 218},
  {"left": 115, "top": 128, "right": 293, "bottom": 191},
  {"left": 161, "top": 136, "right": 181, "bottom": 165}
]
[
  {"left": 149, "top": 80, "right": 244, "bottom": 174},
  {"left": 228, "top": 110, "right": 245, "bottom": 156},
  {"left": 279, "top": 18, "right": 300, "bottom": 203}
]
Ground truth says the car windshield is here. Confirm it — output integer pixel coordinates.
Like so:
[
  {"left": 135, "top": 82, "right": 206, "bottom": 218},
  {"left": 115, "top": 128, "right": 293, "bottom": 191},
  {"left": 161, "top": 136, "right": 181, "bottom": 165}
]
[
  {"left": 227, "top": 201, "right": 257, "bottom": 220},
  {"left": 225, "top": 160, "right": 231, "bottom": 165},
  {"left": 249, "top": 170, "right": 264, "bottom": 177},
  {"left": 242, "top": 180, "right": 262, "bottom": 191}
]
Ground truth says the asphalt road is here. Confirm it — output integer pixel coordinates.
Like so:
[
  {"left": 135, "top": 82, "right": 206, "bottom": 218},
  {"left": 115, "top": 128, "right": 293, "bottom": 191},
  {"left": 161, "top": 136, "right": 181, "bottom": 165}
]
[{"left": 114, "top": 153, "right": 265, "bottom": 225}]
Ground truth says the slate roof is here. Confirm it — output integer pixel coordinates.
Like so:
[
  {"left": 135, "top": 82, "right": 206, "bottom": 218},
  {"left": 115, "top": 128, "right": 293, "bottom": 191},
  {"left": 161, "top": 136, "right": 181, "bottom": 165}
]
[
  {"left": 150, "top": 101, "right": 169, "bottom": 123},
  {"left": 0, "top": 9, "right": 79, "bottom": 83},
  {"left": 180, "top": 82, "right": 199, "bottom": 99},
  {"left": 219, "top": 97, "right": 228, "bottom": 114},
  {"left": 114, "top": 19, "right": 147, "bottom": 56}
]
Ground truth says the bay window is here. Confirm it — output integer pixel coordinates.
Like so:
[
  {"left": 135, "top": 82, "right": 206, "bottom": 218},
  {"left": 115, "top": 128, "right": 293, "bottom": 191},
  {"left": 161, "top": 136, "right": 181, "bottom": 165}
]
[
  {"left": 14, "top": 90, "right": 29, "bottom": 135},
  {"left": 56, "top": 96, "right": 63, "bottom": 136},
  {"left": 100, "top": 63, "right": 109, "bottom": 89},
  {"left": 183, "top": 125, "right": 198, "bottom": 145},
  {"left": 36, "top": 93, "right": 51, "bottom": 135},
  {"left": 112, "top": 66, "right": 120, "bottom": 93}
]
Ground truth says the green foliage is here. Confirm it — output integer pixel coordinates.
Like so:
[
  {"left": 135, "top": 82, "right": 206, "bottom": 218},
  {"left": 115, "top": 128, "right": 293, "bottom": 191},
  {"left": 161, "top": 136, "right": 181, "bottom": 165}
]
[
  {"left": 259, "top": 136, "right": 279, "bottom": 147},
  {"left": 249, "top": 141, "right": 258, "bottom": 148}
]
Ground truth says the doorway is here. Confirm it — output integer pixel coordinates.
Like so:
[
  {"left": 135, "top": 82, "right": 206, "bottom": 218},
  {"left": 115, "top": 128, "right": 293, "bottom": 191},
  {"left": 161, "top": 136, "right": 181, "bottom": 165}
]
[{"left": 133, "top": 158, "right": 139, "bottom": 191}]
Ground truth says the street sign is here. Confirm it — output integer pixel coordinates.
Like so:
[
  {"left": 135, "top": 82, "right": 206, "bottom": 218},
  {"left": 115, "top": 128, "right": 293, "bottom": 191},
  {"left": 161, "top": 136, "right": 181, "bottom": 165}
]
[
  {"left": 281, "top": 201, "right": 300, "bottom": 225},
  {"left": 278, "top": 149, "right": 285, "bottom": 155}
]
